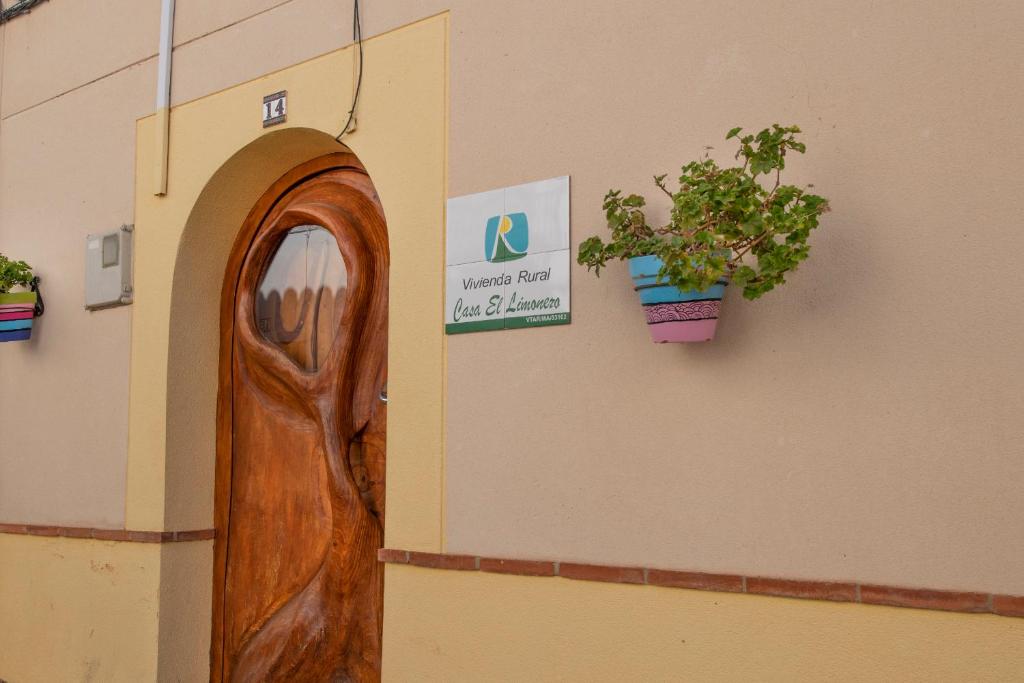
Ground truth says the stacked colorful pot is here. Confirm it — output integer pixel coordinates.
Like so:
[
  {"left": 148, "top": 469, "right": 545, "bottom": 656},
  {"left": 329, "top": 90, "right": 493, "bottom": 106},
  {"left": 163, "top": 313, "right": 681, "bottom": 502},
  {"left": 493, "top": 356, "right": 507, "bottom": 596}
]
[
  {"left": 0, "top": 291, "right": 38, "bottom": 342},
  {"left": 628, "top": 255, "right": 727, "bottom": 343}
]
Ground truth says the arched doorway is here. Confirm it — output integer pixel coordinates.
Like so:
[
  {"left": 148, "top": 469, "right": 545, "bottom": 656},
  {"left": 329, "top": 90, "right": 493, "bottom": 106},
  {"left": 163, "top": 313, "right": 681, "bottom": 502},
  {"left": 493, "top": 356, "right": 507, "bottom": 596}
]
[{"left": 211, "top": 152, "right": 388, "bottom": 681}]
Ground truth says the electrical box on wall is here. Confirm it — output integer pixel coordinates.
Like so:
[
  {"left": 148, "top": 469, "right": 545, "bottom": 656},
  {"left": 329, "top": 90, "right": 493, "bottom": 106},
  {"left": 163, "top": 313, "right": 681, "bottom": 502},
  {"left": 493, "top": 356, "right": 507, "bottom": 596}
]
[{"left": 85, "top": 225, "right": 134, "bottom": 310}]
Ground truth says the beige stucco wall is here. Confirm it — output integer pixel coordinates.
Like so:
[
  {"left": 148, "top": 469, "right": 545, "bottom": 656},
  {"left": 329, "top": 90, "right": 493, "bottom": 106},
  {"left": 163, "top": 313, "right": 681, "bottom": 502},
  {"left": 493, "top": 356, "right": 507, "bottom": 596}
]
[
  {"left": 6, "top": 0, "right": 1021, "bottom": 592},
  {"left": 0, "top": 534, "right": 214, "bottom": 683},
  {"left": 0, "top": 34, "right": 154, "bottom": 529},
  {"left": 1, "top": 1, "right": 1023, "bottom": 680},
  {"left": 440, "top": 0, "right": 1024, "bottom": 596},
  {"left": 383, "top": 564, "right": 1024, "bottom": 682},
  {"left": 0, "top": 534, "right": 162, "bottom": 681}
]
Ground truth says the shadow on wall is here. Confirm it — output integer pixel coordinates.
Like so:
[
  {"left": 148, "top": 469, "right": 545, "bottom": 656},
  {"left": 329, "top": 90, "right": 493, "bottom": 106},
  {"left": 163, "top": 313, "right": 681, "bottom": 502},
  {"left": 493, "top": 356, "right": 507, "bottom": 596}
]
[
  {"left": 674, "top": 196, "right": 871, "bottom": 364},
  {"left": 160, "top": 126, "right": 347, "bottom": 678}
]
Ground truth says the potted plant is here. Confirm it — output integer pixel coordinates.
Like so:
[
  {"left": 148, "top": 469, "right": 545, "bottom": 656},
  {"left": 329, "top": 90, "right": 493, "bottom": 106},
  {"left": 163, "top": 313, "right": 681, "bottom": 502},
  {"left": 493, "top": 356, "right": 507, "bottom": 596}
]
[
  {"left": 577, "top": 124, "right": 830, "bottom": 342},
  {"left": 0, "top": 253, "right": 41, "bottom": 342}
]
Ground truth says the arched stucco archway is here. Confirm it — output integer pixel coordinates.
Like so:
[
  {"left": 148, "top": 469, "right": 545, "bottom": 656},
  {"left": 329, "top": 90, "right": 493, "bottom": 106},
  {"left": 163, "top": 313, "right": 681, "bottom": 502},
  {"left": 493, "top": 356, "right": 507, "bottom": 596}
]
[{"left": 165, "top": 127, "right": 346, "bottom": 531}]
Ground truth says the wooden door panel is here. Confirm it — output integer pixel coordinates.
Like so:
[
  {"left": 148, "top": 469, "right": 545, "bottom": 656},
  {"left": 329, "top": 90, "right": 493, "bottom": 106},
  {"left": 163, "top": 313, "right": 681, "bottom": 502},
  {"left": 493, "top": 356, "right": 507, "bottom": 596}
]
[
  {"left": 213, "top": 155, "right": 388, "bottom": 682},
  {"left": 224, "top": 388, "right": 329, "bottom": 654}
]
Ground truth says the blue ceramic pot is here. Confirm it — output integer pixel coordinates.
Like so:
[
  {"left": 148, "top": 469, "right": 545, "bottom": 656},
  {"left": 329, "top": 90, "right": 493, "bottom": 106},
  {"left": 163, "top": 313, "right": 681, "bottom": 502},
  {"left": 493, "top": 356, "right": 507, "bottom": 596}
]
[{"left": 627, "top": 255, "right": 728, "bottom": 343}]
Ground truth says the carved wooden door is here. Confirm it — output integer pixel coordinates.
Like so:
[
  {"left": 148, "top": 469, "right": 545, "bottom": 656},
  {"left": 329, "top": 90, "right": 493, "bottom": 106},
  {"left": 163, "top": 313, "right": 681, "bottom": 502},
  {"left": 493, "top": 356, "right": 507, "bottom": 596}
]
[{"left": 213, "top": 154, "right": 388, "bottom": 682}]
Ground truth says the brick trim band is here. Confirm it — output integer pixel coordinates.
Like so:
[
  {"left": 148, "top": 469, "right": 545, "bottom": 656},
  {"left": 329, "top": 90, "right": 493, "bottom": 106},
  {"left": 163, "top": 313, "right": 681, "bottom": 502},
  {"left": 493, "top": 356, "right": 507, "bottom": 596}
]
[
  {"left": 378, "top": 549, "right": 1024, "bottom": 619},
  {"left": 0, "top": 523, "right": 215, "bottom": 543}
]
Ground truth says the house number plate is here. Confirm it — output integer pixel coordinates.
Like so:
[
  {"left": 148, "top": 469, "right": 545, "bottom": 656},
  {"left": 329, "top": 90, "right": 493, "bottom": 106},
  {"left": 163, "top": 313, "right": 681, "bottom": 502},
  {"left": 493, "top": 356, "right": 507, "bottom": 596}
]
[{"left": 263, "top": 90, "right": 287, "bottom": 127}]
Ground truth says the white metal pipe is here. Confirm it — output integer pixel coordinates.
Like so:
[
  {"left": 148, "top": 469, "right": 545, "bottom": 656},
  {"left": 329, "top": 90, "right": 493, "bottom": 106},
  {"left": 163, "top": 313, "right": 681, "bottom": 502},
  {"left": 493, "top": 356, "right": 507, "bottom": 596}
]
[
  {"left": 153, "top": 0, "right": 175, "bottom": 195},
  {"left": 156, "top": 0, "right": 174, "bottom": 109}
]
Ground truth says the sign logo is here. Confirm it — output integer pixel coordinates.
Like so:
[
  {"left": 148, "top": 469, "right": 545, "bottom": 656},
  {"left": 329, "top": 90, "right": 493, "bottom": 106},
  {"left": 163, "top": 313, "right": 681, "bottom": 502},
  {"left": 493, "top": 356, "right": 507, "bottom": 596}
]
[{"left": 484, "top": 212, "right": 528, "bottom": 263}]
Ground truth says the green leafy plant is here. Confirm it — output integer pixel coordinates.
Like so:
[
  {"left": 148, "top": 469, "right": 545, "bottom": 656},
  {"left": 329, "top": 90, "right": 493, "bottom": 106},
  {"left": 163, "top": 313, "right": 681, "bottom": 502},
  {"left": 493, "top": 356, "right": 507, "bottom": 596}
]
[
  {"left": 577, "top": 124, "right": 829, "bottom": 299},
  {"left": 0, "top": 253, "right": 34, "bottom": 294}
]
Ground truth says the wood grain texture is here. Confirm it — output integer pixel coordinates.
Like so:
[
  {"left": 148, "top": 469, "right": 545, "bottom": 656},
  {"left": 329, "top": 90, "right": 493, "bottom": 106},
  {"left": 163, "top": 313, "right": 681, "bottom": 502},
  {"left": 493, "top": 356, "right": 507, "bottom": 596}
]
[{"left": 212, "top": 152, "right": 388, "bottom": 682}]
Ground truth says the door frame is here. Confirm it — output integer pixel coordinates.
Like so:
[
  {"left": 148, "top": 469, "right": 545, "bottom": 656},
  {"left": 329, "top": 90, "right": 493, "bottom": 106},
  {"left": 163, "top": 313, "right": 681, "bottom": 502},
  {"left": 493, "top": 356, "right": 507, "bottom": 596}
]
[{"left": 210, "top": 151, "right": 382, "bottom": 680}]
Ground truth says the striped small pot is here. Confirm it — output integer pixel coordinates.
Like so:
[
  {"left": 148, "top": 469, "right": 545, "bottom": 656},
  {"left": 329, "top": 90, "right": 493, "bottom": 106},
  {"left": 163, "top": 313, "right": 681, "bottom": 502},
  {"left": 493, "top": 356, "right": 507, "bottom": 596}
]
[
  {"left": 0, "top": 291, "right": 37, "bottom": 342},
  {"left": 628, "top": 255, "right": 727, "bottom": 343}
]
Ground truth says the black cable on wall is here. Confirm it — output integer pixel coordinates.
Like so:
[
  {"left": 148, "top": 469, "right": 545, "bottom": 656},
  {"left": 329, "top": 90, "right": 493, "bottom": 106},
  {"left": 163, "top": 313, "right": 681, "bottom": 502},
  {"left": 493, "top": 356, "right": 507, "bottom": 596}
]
[
  {"left": 0, "top": 0, "right": 48, "bottom": 24},
  {"left": 336, "top": 0, "right": 364, "bottom": 141}
]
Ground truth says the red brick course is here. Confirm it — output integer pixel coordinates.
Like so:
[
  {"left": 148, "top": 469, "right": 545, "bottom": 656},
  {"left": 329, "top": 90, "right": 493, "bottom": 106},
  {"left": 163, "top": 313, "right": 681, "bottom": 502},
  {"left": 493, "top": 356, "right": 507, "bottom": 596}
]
[
  {"left": 859, "top": 585, "right": 990, "bottom": 613},
  {"left": 377, "top": 548, "right": 410, "bottom": 564},
  {"left": 377, "top": 548, "right": 1024, "bottom": 620},
  {"left": 746, "top": 577, "right": 857, "bottom": 602},
  {"left": 558, "top": 562, "right": 645, "bottom": 584},
  {"left": 647, "top": 568, "right": 744, "bottom": 593},
  {"left": 59, "top": 527, "right": 96, "bottom": 539},
  {"left": 173, "top": 529, "right": 216, "bottom": 542},
  {"left": 992, "top": 595, "right": 1024, "bottom": 618},
  {"left": 4, "top": 522, "right": 1018, "bottom": 621},
  {"left": 0, "top": 524, "right": 215, "bottom": 543},
  {"left": 407, "top": 551, "right": 477, "bottom": 571},
  {"left": 480, "top": 557, "right": 556, "bottom": 576}
]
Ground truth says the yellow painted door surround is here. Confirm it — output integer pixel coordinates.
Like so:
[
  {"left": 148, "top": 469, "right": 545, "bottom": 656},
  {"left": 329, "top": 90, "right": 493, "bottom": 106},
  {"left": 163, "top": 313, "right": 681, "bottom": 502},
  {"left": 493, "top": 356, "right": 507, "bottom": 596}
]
[{"left": 131, "top": 13, "right": 446, "bottom": 681}]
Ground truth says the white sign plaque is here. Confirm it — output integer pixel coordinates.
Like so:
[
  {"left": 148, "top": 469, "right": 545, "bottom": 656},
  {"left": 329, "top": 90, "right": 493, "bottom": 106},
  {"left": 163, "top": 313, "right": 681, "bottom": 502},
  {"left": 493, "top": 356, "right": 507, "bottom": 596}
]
[
  {"left": 445, "top": 176, "right": 570, "bottom": 334},
  {"left": 262, "top": 90, "right": 287, "bottom": 127}
]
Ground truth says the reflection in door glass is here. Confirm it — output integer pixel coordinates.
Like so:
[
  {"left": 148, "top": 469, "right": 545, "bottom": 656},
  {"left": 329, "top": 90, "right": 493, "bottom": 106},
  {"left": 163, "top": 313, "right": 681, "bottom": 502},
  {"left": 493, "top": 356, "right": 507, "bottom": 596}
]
[{"left": 256, "top": 226, "right": 348, "bottom": 371}]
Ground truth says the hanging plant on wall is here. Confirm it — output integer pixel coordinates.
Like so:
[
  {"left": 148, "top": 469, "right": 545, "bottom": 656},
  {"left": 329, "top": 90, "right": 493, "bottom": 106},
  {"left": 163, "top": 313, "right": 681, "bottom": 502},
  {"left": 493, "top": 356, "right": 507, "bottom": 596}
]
[
  {"left": 577, "top": 124, "right": 829, "bottom": 342},
  {"left": 0, "top": 253, "right": 43, "bottom": 342}
]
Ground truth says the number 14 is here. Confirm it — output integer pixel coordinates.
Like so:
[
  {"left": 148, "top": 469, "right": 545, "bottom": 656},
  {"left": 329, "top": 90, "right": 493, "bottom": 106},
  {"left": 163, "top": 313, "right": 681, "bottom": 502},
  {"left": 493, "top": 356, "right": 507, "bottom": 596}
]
[
  {"left": 265, "top": 99, "right": 285, "bottom": 119},
  {"left": 263, "top": 92, "right": 287, "bottom": 127}
]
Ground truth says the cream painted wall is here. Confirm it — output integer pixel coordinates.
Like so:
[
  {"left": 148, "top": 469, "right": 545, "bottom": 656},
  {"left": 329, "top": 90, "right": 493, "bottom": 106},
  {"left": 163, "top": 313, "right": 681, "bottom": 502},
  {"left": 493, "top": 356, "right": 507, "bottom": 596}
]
[
  {"left": 0, "top": 535, "right": 161, "bottom": 682},
  {"left": 156, "top": 541, "right": 214, "bottom": 682},
  {"left": 1, "top": 4, "right": 1023, "bottom": 680},
  {"left": 0, "top": 54, "right": 154, "bottom": 528},
  {"left": 0, "top": 534, "right": 215, "bottom": 683},
  {"left": 0, "top": 0, "right": 160, "bottom": 119},
  {"left": 7, "top": 0, "right": 1019, "bottom": 590},
  {"left": 1, "top": 0, "right": 1023, "bottom": 680},
  {"left": 383, "top": 564, "right": 1024, "bottom": 682},
  {"left": 101, "top": 0, "right": 1024, "bottom": 595},
  {"left": 440, "top": 0, "right": 1024, "bottom": 596}
]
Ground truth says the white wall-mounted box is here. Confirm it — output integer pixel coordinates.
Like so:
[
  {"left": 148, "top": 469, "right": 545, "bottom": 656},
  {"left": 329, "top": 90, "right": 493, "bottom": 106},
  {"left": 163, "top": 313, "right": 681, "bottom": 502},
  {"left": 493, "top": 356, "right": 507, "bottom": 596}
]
[{"left": 85, "top": 225, "right": 133, "bottom": 310}]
